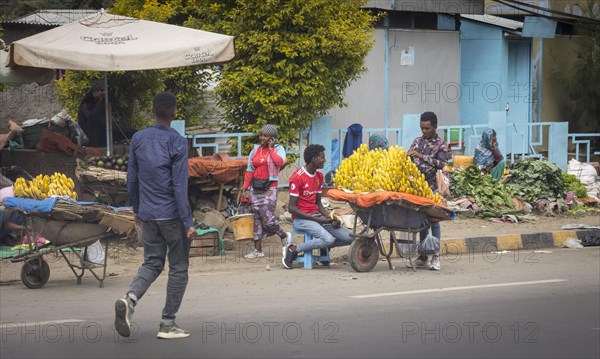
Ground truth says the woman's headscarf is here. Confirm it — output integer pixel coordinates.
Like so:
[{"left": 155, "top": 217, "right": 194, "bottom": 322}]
[
  {"left": 261, "top": 124, "right": 278, "bottom": 138},
  {"left": 79, "top": 80, "right": 104, "bottom": 109},
  {"left": 474, "top": 128, "right": 496, "bottom": 168},
  {"left": 368, "top": 134, "right": 389, "bottom": 151}
]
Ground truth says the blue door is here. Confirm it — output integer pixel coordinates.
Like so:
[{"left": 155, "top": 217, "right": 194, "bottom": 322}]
[{"left": 506, "top": 41, "right": 532, "bottom": 156}]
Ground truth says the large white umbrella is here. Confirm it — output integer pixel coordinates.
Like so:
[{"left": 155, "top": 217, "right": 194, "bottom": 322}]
[
  {"left": 6, "top": 11, "right": 235, "bottom": 71},
  {"left": 5, "top": 11, "right": 235, "bottom": 153}
]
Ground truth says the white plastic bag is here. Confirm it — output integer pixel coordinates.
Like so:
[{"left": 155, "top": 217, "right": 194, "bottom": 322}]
[
  {"left": 567, "top": 159, "right": 597, "bottom": 185},
  {"left": 83, "top": 240, "right": 106, "bottom": 266},
  {"left": 50, "top": 109, "right": 71, "bottom": 127},
  {"left": 562, "top": 237, "right": 583, "bottom": 249}
]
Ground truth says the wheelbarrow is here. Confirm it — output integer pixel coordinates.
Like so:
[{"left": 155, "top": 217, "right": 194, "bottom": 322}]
[
  {"left": 10, "top": 214, "right": 124, "bottom": 289},
  {"left": 347, "top": 201, "right": 431, "bottom": 273}
]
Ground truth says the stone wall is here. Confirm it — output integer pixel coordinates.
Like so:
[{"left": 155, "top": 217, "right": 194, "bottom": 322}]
[{"left": 0, "top": 82, "right": 63, "bottom": 129}]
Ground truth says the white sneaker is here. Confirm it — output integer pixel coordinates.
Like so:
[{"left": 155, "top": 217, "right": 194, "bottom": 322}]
[
  {"left": 430, "top": 256, "right": 441, "bottom": 271},
  {"left": 244, "top": 248, "right": 265, "bottom": 259},
  {"left": 406, "top": 257, "right": 431, "bottom": 269},
  {"left": 157, "top": 322, "right": 190, "bottom": 339},
  {"left": 114, "top": 296, "right": 134, "bottom": 338}
]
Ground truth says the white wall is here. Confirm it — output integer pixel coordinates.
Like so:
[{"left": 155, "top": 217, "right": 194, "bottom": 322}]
[{"left": 327, "top": 29, "right": 461, "bottom": 130}]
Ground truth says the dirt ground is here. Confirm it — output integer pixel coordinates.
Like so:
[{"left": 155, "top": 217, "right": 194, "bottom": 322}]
[{"left": 1, "top": 189, "right": 598, "bottom": 285}]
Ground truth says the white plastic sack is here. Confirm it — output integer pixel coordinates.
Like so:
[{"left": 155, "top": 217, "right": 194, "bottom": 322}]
[
  {"left": 567, "top": 159, "right": 597, "bottom": 185},
  {"left": 50, "top": 109, "right": 72, "bottom": 127},
  {"left": 83, "top": 240, "right": 106, "bottom": 266},
  {"left": 562, "top": 237, "right": 583, "bottom": 249},
  {"left": 0, "top": 185, "right": 14, "bottom": 201},
  {"left": 20, "top": 110, "right": 72, "bottom": 128},
  {"left": 21, "top": 118, "right": 49, "bottom": 128}
]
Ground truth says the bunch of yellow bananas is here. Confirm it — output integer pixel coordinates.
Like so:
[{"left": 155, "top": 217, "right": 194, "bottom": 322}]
[
  {"left": 333, "top": 143, "right": 442, "bottom": 204},
  {"left": 48, "top": 172, "right": 77, "bottom": 199},
  {"left": 13, "top": 178, "right": 31, "bottom": 197},
  {"left": 13, "top": 173, "right": 77, "bottom": 200}
]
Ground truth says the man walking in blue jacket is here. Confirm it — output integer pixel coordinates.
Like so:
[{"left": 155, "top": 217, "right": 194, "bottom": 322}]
[{"left": 114, "top": 92, "right": 195, "bottom": 340}]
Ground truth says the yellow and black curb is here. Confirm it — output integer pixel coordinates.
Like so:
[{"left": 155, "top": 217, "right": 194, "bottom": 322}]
[{"left": 440, "top": 229, "right": 600, "bottom": 255}]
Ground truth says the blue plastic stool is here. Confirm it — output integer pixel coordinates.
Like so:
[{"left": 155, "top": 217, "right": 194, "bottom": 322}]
[{"left": 290, "top": 230, "right": 330, "bottom": 269}]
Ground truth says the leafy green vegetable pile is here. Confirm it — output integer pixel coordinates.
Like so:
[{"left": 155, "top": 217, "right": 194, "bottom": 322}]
[
  {"left": 561, "top": 173, "right": 588, "bottom": 199},
  {"left": 504, "top": 160, "right": 565, "bottom": 202},
  {"left": 449, "top": 160, "right": 581, "bottom": 217},
  {"left": 450, "top": 166, "right": 514, "bottom": 208}
]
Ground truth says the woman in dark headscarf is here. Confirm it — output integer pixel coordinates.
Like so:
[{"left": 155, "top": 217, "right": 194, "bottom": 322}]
[
  {"left": 368, "top": 134, "right": 389, "bottom": 151},
  {"left": 240, "top": 124, "right": 291, "bottom": 259},
  {"left": 473, "top": 128, "right": 506, "bottom": 180},
  {"left": 77, "top": 80, "right": 107, "bottom": 147}
]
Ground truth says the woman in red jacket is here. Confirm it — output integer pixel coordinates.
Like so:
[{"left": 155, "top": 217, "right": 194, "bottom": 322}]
[{"left": 240, "top": 125, "right": 291, "bottom": 259}]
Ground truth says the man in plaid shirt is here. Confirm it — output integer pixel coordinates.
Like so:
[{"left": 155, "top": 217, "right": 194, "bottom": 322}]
[{"left": 407, "top": 111, "right": 449, "bottom": 271}]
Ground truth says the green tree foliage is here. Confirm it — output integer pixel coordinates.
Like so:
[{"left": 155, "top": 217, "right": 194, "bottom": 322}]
[
  {"left": 183, "top": 0, "right": 378, "bottom": 148},
  {"left": 551, "top": 0, "right": 600, "bottom": 134}
]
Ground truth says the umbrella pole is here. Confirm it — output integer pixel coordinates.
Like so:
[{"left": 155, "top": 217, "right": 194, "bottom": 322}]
[{"left": 103, "top": 75, "right": 112, "bottom": 156}]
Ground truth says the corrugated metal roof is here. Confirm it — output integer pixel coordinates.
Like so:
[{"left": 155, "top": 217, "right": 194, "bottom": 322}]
[
  {"left": 365, "top": 0, "right": 485, "bottom": 15},
  {"left": 461, "top": 14, "right": 524, "bottom": 30},
  {"left": 2, "top": 9, "right": 99, "bottom": 26}
]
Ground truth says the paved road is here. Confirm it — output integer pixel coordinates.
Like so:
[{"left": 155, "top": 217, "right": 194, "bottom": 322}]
[{"left": 1, "top": 247, "right": 599, "bottom": 358}]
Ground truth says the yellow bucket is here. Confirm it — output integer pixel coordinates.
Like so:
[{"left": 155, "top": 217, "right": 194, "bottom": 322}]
[
  {"left": 228, "top": 214, "right": 255, "bottom": 241},
  {"left": 453, "top": 155, "right": 474, "bottom": 169}
]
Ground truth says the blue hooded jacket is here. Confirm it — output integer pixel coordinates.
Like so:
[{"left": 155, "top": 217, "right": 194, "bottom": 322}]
[{"left": 342, "top": 123, "right": 363, "bottom": 158}]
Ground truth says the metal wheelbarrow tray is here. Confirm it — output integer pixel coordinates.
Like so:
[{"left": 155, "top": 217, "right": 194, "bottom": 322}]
[{"left": 9, "top": 209, "right": 125, "bottom": 289}]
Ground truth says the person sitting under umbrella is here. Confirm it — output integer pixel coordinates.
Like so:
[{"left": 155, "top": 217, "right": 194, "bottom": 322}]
[{"left": 77, "top": 80, "right": 107, "bottom": 147}]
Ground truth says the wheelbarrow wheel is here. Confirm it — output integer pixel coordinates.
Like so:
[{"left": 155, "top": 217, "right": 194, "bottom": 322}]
[
  {"left": 349, "top": 237, "right": 379, "bottom": 272},
  {"left": 21, "top": 258, "right": 50, "bottom": 289}
]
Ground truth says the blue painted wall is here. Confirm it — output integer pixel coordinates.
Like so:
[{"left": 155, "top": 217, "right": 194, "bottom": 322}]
[{"left": 460, "top": 20, "right": 507, "bottom": 127}]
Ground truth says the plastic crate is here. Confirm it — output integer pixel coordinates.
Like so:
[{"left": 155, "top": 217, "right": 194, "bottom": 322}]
[{"left": 444, "top": 128, "right": 465, "bottom": 146}]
